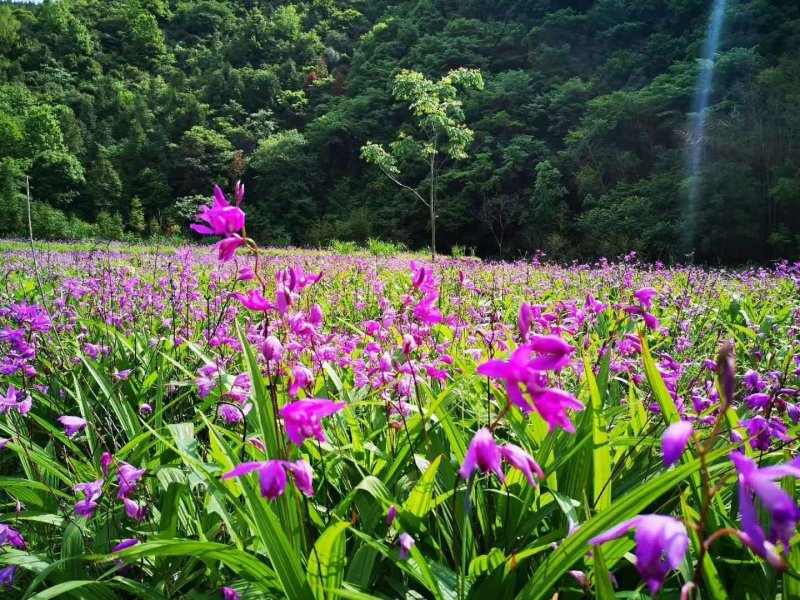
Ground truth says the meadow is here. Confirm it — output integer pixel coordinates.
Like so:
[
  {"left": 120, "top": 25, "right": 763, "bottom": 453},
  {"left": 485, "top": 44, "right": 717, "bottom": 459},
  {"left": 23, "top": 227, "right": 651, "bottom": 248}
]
[{"left": 0, "top": 189, "right": 799, "bottom": 599}]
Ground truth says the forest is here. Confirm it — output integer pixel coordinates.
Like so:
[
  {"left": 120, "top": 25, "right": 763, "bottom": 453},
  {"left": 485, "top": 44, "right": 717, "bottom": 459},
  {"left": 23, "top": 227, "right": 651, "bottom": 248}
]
[{"left": 1, "top": 0, "right": 799, "bottom": 262}]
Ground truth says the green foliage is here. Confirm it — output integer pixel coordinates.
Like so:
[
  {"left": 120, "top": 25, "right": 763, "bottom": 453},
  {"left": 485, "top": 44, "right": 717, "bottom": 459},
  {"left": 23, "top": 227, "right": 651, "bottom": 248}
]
[
  {"left": 0, "top": 0, "right": 797, "bottom": 261},
  {"left": 367, "top": 237, "right": 406, "bottom": 257}
]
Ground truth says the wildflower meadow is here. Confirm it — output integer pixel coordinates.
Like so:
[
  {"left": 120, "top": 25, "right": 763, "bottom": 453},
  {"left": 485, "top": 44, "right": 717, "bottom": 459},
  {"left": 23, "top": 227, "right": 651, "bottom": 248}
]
[{"left": 0, "top": 184, "right": 799, "bottom": 599}]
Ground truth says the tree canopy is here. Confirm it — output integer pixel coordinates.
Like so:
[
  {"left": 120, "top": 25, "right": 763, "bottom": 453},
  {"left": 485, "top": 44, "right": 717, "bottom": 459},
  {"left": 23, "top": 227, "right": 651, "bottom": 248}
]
[{"left": 1, "top": 0, "right": 799, "bottom": 262}]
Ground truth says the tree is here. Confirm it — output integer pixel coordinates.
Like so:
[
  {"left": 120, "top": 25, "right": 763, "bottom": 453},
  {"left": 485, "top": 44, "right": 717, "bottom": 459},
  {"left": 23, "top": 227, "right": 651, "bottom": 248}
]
[
  {"left": 361, "top": 68, "right": 483, "bottom": 257},
  {"left": 128, "top": 197, "right": 146, "bottom": 234},
  {"left": 478, "top": 193, "right": 524, "bottom": 255},
  {"left": 529, "top": 161, "right": 568, "bottom": 251}
]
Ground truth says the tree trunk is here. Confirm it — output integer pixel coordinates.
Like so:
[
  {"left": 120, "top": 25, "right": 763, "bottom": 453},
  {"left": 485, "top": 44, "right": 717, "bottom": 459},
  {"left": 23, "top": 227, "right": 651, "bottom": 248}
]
[{"left": 430, "top": 200, "right": 436, "bottom": 260}]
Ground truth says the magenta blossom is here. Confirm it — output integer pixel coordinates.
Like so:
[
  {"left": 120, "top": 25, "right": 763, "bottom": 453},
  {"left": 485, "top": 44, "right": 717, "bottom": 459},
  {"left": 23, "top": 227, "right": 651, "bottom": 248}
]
[
  {"left": 190, "top": 185, "right": 245, "bottom": 237},
  {"left": 117, "top": 462, "right": 145, "bottom": 499},
  {"left": 0, "top": 385, "right": 31, "bottom": 415},
  {"left": 590, "top": 515, "right": 689, "bottom": 595},
  {"left": 387, "top": 505, "right": 398, "bottom": 526},
  {"left": 634, "top": 288, "right": 658, "bottom": 309},
  {"left": 398, "top": 532, "right": 415, "bottom": 559},
  {"left": 222, "top": 458, "right": 314, "bottom": 499},
  {"left": 731, "top": 453, "right": 800, "bottom": 567},
  {"left": 73, "top": 479, "right": 103, "bottom": 518},
  {"left": 222, "top": 587, "right": 241, "bottom": 600},
  {"left": 122, "top": 497, "right": 147, "bottom": 521},
  {"left": 459, "top": 428, "right": 505, "bottom": 482},
  {"left": 0, "top": 524, "right": 25, "bottom": 549},
  {"left": 413, "top": 293, "right": 443, "bottom": 325},
  {"left": 661, "top": 420, "right": 694, "bottom": 467},
  {"left": 58, "top": 415, "right": 87, "bottom": 438},
  {"left": 500, "top": 443, "right": 544, "bottom": 486},
  {"left": 234, "top": 288, "right": 273, "bottom": 312},
  {"left": 280, "top": 398, "right": 346, "bottom": 445},
  {"left": 477, "top": 343, "right": 584, "bottom": 432}
]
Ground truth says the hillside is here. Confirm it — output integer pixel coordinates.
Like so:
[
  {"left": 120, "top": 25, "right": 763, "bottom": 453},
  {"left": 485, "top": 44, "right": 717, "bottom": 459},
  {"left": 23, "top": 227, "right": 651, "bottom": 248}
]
[{"left": 1, "top": 0, "right": 799, "bottom": 262}]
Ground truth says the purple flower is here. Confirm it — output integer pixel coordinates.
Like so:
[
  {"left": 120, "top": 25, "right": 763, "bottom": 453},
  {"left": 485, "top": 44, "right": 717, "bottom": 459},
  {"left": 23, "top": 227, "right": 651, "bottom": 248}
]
[
  {"left": 261, "top": 336, "right": 283, "bottom": 362},
  {"left": 0, "top": 439, "right": 8, "bottom": 450},
  {"left": 0, "top": 385, "right": 31, "bottom": 415},
  {"left": 222, "top": 587, "right": 241, "bottom": 600},
  {"left": 731, "top": 453, "right": 800, "bottom": 566},
  {"left": 0, "top": 566, "right": 14, "bottom": 590},
  {"left": 387, "top": 505, "right": 398, "bottom": 526},
  {"left": 285, "top": 459, "right": 314, "bottom": 497},
  {"left": 401, "top": 334, "right": 416, "bottom": 355},
  {"left": 0, "top": 525, "right": 25, "bottom": 549},
  {"left": 58, "top": 415, "right": 87, "bottom": 438},
  {"left": 73, "top": 479, "right": 103, "bottom": 518},
  {"left": 117, "top": 462, "right": 146, "bottom": 499},
  {"left": 122, "top": 497, "right": 147, "bottom": 521},
  {"left": 634, "top": 288, "right": 658, "bottom": 309},
  {"left": 661, "top": 420, "right": 694, "bottom": 467},
  {"left": 280, "top": 398, "right": 345, "bottom": 445},
  {"left": 590, "top": 515, "right": 688, "bottom": 595},
  {"left": 413, "top": 293, "right": 442, "bottom": 325},
  {"left": 101, "top": 452, "right": 113, "bottom": 476},
  {"left": 111, "top": 538, "right": 139, "bottom": 573},
  {"left": 191, "top": 185, "right": 246, "bottom": 237},
  {"left": 223, "top": 461, "right": 287, "bottom": 499},
  {"left": 234, "top": 288, "right": 273, "bottom": 312},
  {"left": 500, "top": 443, "right": 544, "bottom": 486},
  {"left": 222, "top": 459, "right": 314, "bottom": 499},
  {"left": 112, "top": 538, "right": 139, "bottom": 553},
  {"left": 398, "top": 532, "right": 415, "bottom": 559},
  {"left": 288, "top": 365, "right": 314, "bottom": 398},
  {"left": 459, "top": 428, "right": 504, "bottom": 482},
  {"left": 113, "top": 369, "right": 132, "bottom": 381},
  {"left": 139, "top": 403, "right": 153, "bottom": 415},
  {"left": 477, "top": 344, "right": 583, "bottom": 432}
]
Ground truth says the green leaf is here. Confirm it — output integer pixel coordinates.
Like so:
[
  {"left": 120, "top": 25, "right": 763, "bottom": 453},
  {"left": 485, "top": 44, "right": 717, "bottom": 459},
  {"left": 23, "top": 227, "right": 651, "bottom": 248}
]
[
  {"left": 515, "top": 445, "right": 734, "bottom": 599},
  {"left": 308, "top": 521, "right": 350, "bottom": 599},
  {"left": 405, "top": 455, "right": 442, "bottom": 518}
]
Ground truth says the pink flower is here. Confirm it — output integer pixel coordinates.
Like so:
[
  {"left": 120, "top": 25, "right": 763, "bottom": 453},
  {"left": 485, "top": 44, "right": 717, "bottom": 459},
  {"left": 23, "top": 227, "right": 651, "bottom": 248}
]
[
  {"left": 398, "top": 532, "right": 415, "bottom": 559},
  {"left": 58, "top": 415, "right": 87, "bottom": 438},
  {"left": 280, "top": 398, "right": 346, "bottom": 445},
  {"left": 590, "top": 515, "right": 688, "bottom": 596},
  {"left": 288, "top": 365, "right": 314, "bottom": 398},
  {"left": 222, "top": 459, "right": 315, "bottom": 499},
  {"left": 477, "top": 344, "right": 584, "bottom": 432},
  {"left": 117, "top": 462, "right": 145, "bottom": 499},
  {"left": 234, "top": 289, "right": 273, "bottom": 312},
  {"left": 190, "top": 185, "right": 245, "bottom": 237},
  {"left": 413, "top": 293, "right": 442, "bottom": 325},
  {"left": 500, "top": 443, "right": 544, "bottom": 486},
  {"left": 459, "top": 428, "right": 504, "bottom": 482},
  {"left": 122, "top": 497, "right": 147, "bottom": 521},
  {"left": 661, "top": 420, "right": 694, "bottom": 466}
]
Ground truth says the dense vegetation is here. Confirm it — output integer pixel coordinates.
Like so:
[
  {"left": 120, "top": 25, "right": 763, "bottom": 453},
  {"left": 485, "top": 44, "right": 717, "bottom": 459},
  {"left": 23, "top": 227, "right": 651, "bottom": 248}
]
[
  {"left": 0, "top": 191, "right": 799, "bottom": 597},
  {"left": 1, "top": 0, "right": 799, "bottom": 261}
]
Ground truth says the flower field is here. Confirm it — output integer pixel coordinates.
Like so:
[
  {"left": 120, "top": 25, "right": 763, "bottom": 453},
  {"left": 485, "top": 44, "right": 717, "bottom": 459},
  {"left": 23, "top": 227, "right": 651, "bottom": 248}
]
[{"left": 0, "top": 190, "right": 799, "bottom": 599}]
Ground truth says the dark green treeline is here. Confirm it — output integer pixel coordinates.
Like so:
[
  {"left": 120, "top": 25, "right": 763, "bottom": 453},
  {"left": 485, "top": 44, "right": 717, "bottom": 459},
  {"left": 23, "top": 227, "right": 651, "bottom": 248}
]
[{"left": 1, "top": 0, "right": 799, "bottom": 262}]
